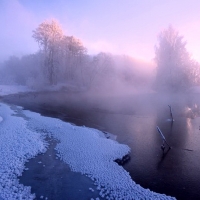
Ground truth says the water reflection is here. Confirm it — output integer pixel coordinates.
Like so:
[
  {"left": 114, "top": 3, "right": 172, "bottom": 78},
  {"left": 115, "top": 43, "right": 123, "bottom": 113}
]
[
  {"left": 185, "top": 103, "right": 200, "bottom": 119},
  {"left": 121, "top": 93, "right": 200, "bottom": 200},
  {"left": 157, "top": 147, "right": 171, "bottom": 170},
  {"left": 3, "top": 91, "right": 200, "bottom": 200},
  {"left": 186, "top": 118, "right": 192, "bottom": 134}
]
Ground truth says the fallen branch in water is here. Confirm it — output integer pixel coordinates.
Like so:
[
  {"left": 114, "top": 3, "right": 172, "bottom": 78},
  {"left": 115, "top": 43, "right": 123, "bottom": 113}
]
[
  {"left": 183, "top": 148, "right": 193, "bottom": 152},
  {"left": 156, "top": 126, "right": 171, "bottom": 150},
  {"left": 168, "top": 105, "right": 174, "bottom": 122}
]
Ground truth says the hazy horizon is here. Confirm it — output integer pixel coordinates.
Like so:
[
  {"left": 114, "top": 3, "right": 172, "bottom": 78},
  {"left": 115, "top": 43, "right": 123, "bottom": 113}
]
[{"left": 1, "top": 0, "right": 200, "bottom": 63}]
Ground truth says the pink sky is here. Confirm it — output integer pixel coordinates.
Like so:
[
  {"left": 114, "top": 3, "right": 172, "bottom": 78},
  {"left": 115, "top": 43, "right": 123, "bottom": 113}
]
[{"left": 0, "top": 0, "right": 200, "bottom": 62}]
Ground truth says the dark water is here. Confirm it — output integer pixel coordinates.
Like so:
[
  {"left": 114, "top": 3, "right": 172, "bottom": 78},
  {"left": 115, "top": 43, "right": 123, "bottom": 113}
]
[
  {"left": 2, "top": 91, "right": 200, "bottom": 200},
  {"left": 19, "top": 138, "right": 100, "bottom": 200}
]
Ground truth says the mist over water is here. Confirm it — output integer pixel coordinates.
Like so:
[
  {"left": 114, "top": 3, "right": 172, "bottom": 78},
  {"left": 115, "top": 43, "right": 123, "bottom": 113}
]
[
  {"left": 3, "top": 89, "right": 200, "bottom": 200},
  {"left": 1, "top": 3, "right": 200, "bottom": 199}
]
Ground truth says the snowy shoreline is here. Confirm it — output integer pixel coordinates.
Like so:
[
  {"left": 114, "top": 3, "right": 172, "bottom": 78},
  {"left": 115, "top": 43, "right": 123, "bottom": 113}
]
[
  {"left": 0, "top": 85, "right": 177, "bottom": 199},
  {"left": 0, "top": 102, "right": 176, "bottom": 199}
]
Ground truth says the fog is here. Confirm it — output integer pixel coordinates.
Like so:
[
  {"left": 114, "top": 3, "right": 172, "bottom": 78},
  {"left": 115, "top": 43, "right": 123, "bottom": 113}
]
[
  {"left": 1, "top": 15, "right": 156, "bottom": 93},
  {"left": 2, "top": 2, "right": 200, "bottom": 200},
  {"left": 0, "top": 14, "right": 200, "bottom": 97},
  {"left": 1, "top": 0, "right": 200, "bottom": 96},
  {"left": 0, "top": 51, "right": 156, "bottom": 95}
]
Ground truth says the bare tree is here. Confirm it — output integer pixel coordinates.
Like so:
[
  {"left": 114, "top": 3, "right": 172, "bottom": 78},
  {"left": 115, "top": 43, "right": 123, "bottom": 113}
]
[
  {"left": 32, "top": 20, "right": 63, "bottom": 85},
  {"left": 61, "top": 36, "right": 87, "bottom": 80}
]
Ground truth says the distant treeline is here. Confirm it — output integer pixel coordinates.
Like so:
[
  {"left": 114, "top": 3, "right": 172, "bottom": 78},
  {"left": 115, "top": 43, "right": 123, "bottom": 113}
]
[{"left": 0, "top": 20, "right": 199, "bottom": 92}]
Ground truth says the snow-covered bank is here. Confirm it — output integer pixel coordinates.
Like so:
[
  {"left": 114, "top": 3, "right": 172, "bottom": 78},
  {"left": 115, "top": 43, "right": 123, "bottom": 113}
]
[
  {"left": 0, "top": 85, "right": 33, "bottom": 96},
  {"left": 0, "top": 104, "right": 47, "bottom": 199},
  {"left": 0, "top": 103, "right": 176, "bottom": 199},
  {"left": 0, "top": 83, "right": 87, "bottom": 97}
]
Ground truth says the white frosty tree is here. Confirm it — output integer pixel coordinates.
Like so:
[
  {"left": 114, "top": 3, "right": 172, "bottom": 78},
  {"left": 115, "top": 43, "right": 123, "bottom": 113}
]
[
  {"left": 32, "top": 20, "right": 63, "bottom": 85},
  {"left": 60, "top": 36, "right": 87, "bottom": 81},
  {"left": 155, "top": 25, "right": 197, "bottom": 91}
]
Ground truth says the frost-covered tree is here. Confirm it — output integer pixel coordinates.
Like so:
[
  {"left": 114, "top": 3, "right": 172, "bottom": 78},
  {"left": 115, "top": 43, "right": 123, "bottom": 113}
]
[
  {"left": 32, "top": 20, "right": 63, "bottom": 85},
  {"left": 60, "top": 36, "right": 87, "bottom": 82},
  {"left": 187, "top": 60, "right": 200, "bottom": 86},
  {"left": 155, "top": 26, "right": 197, "bottom": 91},
  {"left": 86, "top": 52, "right": 115, "bottom": 88},
  {"left": 0, "top": 53, "right": 43, "bottom": 87}
]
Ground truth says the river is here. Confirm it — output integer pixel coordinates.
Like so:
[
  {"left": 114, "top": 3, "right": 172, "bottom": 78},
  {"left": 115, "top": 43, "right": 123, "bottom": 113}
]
[{"left": 2, "top": 90, "right": 200, "bottom": 200}]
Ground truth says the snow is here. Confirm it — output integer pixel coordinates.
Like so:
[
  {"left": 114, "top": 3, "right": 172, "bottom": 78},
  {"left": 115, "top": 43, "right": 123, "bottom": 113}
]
[
  {"left": 0, "top": 103, "right": 47, "bottom": 199},
  {"left": 0, "top": 103, "right": 176, "bottom": 199},
  {"left": 0, "top": 83, "right": 87, "bottom": 97},
  {"left": 0, "top": 85, "right": 33, "bottom": 96}
]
